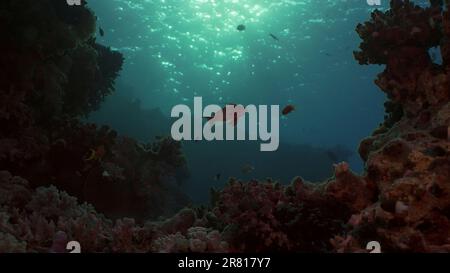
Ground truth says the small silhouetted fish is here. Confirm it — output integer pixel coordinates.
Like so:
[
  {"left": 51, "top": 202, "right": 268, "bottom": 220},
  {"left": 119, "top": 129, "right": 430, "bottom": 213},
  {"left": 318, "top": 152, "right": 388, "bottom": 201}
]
[
  {"left": 84, "top": 145, "right": 106, "bottom": 162},
  {"left": 241, "top": 164, "right": 255, "bottom": 174},
  {"left": 282, "top": 105, "right": 295, "bottom": 116},
  {"left": 214, "top": 173, "right": 221, "bottom": 181},
  {"left": 269, "top": 33, "right": 279, "bottom": 41},
  {"left": 99, "top": 27, "right": 105, "bottom": 37},
  {"left": 237, "top": 24, "right": 246, "bottom": 31}
]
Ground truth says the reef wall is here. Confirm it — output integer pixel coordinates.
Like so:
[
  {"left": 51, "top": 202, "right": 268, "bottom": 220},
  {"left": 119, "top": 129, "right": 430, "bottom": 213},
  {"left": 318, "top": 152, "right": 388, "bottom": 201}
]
[
  {"left": 0, "top": 0, "right": 449, "bottom": 252},
  {"left": 0, "top": 0, "right": 190, "bottom": 226},
  {"left": 341, "top": 0, "right": 450, "bottom": 252}
]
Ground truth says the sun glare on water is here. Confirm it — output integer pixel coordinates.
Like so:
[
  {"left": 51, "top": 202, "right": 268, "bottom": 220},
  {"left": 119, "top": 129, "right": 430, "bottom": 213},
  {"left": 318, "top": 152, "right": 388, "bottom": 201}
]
[{"left": 105, "top": 0, "right": 312, "bottom": 96}]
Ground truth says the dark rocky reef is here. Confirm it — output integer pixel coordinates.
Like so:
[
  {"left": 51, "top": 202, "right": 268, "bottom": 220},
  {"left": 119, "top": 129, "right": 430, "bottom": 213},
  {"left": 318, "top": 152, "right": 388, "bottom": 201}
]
[
  {"left": 88, "top": 86, "right": 172, "bottom": 143},
  {"left": 0, "top": 0, "right": 190, "bottom": 228}
]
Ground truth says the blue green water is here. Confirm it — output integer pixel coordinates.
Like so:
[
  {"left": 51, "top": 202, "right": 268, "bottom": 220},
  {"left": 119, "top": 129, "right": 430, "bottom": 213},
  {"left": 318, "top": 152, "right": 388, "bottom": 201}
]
[{"left": 87, "top": 0, "right": 395, "bottom": 203}]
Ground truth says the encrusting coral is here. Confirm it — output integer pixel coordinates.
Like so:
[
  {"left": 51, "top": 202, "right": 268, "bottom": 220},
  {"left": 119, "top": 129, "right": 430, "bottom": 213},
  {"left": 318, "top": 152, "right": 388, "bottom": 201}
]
[
  {"left": 345, "top": 0, "right": 450, "bottom": 252},
  {"left": 0, "top": 0, "right": 449, "bottom": 252}
]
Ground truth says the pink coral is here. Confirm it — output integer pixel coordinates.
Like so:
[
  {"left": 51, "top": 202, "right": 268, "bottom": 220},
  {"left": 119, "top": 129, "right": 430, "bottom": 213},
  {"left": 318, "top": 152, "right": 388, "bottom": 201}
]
[{"left": 152, "top": 227, "right": 228, "bottom": 253}]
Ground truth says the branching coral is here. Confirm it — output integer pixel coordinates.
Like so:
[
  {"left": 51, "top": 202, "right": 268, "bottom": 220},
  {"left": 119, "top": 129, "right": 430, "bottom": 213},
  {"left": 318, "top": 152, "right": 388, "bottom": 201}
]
[
  {"left": 152, "top": 227, "right": 228, "bottom": 253},
  {"left": 0, "top": 172, "right": 217, "bottom": 253},
  {"left": 204, "top": 172, "right": 368, "bottom": 252}
]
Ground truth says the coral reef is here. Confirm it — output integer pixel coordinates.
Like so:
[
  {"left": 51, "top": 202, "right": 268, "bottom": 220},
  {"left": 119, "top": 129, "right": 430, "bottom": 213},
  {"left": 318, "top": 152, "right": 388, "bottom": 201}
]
[
  {"left": 153, "top": 0, "right": 449, "bottom": 253},
  {"left": 0, "top": 171, "right": 195, "bottom": 253},
  {"left": 0, "top": 0, "right": 190, "bottom": 224},
  {"left": 345, "top": 0, "right": 450, "bottom": 252},
  {"left": 152, "top": 227, "right": 229, "bottom": 253},
  {"left": 207, "top": 175, "right": 359, "bottom": 252},
  {"left": 0, "top": 0, "right": 449, "bottom": 253}
]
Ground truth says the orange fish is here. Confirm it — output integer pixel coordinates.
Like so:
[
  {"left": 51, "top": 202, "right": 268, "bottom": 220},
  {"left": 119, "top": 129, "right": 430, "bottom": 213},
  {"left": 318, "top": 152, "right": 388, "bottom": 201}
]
[
  {"left": 85, "top": 145, "right": 106, "bottom": 161},
  {"left": 205, "top": 104, "right": 246, "bottom": 127},
  {"left": 282, "top": 105, "right": 295, "bottom": 116}
]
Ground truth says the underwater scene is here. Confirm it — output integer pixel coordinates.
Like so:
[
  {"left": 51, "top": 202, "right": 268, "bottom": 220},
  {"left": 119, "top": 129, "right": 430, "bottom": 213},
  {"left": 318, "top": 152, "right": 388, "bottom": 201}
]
[{"left": 0, "top": 0, "right": 449, "bottom": 254}]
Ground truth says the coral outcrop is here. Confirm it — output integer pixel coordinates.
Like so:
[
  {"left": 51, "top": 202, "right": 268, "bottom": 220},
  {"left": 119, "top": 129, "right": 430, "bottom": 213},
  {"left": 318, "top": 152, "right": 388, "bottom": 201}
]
[
  {"left": 344, "top": 0, "right": 450, "bottom": 252},
  {"left": 0, "top": 0, "right": 190, "bottom": 224}
]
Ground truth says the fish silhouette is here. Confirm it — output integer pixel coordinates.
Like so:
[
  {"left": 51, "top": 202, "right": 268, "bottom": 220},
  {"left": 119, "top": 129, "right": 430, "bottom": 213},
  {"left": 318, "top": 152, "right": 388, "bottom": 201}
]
[
  {"left": 237, "top": 24, "right": 246, "bottom": 31},
  {"left": 269, "top": 33, "right": 279, "bottom": 41},
  {"left": 206, "top": 104, "right": 246, "bottom": 127},
  {"left": 282, "top": 105, "right": 295, "bottom": 116}
]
